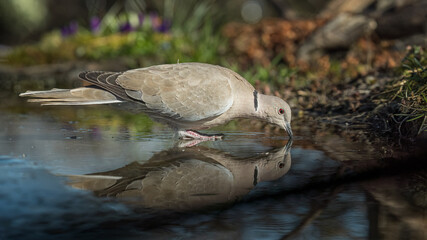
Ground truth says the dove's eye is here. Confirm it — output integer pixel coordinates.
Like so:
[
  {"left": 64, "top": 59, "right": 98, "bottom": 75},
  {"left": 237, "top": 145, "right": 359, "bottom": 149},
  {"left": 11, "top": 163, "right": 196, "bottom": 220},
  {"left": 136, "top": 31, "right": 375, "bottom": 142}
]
[{"left": 278, "top": 108, "right": 285, "bottom": 115}]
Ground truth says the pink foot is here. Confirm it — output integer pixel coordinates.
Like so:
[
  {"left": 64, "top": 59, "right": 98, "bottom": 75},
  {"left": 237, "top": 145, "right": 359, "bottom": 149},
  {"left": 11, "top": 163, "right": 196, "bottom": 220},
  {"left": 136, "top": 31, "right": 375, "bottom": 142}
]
[
  {"left": 178, "top": 130, "right": 224, "bottom": 140},
  {"left": 177, "top": 139, "right": 204, "bottom": 148}
]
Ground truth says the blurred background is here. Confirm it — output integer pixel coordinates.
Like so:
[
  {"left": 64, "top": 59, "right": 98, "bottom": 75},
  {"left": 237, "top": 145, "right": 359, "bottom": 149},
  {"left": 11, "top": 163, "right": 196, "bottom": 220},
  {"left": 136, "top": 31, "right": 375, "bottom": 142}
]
[
  {"left": 1, "top": 0, "right": 425, "bottom": 70},
  {"left": 0, "top": 0, "right": 333, "bottom": 45}
]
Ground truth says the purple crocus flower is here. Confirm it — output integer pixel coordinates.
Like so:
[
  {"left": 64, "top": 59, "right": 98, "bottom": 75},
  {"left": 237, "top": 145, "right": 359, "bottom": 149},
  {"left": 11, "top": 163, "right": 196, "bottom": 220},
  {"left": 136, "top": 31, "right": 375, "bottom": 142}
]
[
  {"left": 61, "top": 21, "right": 78, "bottom": 37},
  {"left": 119, "top": 21, "right": 132, "bottom": 33},
  {"left": 156, "top": 19, "right": 171, "bottom": 33},
  {"left": 68, "top": 21, "right": 79, "bottom": 35},
  {"left": 90, "top": 16, "right": 101, "bottom": 33},
  {"left": 69, "top": 21, "right": 78, "bottom": 34}
]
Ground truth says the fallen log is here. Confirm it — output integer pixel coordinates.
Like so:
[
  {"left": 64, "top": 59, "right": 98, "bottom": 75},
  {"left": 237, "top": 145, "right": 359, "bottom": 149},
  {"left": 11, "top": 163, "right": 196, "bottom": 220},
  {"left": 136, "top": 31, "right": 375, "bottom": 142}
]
[{"left": 298, "top": 13, "right": 377, "bottom": 61}]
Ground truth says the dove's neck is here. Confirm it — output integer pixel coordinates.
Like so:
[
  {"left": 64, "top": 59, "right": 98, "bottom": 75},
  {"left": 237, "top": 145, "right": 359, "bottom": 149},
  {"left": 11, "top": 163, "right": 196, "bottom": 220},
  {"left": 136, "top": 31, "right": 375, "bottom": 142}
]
[
  {"left": 240, "top": 92, "right": 270, "bottom": 119},
  {"left": 195, "top": 91, "right": 270, "bottom": 129}
]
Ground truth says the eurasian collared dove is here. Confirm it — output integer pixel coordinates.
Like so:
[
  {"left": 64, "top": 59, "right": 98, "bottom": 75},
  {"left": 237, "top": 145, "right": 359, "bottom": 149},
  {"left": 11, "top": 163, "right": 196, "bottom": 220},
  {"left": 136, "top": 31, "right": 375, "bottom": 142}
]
[
  {"left": 20, "top": 63, "right": 292, "bottom": 139},
  {"left": 67, "top": 141, "right": 292, "bottom": 210}
]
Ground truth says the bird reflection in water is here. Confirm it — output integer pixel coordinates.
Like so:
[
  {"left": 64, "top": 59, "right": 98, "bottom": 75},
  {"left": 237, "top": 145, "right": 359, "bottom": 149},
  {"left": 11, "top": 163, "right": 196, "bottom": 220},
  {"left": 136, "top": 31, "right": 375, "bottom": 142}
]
[{"left": 67, "top": 141, "right": 292, "bottom": 211}]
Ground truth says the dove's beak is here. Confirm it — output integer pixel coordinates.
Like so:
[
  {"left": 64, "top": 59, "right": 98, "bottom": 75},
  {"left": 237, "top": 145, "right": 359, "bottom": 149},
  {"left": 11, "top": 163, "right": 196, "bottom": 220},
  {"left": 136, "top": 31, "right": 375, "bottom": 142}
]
[{"left": 284, "top": 122, "right": 293, "bottom": 140}]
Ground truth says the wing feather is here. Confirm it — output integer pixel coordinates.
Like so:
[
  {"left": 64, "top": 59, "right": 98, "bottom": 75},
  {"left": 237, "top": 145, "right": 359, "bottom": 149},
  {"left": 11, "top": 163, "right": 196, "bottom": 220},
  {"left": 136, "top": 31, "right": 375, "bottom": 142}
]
[
  {"left": 79, "top": 71, "right": 132, "bottom": 101},
  {"left": 117, "top": 63, "right": 234, "bottom": 121}
]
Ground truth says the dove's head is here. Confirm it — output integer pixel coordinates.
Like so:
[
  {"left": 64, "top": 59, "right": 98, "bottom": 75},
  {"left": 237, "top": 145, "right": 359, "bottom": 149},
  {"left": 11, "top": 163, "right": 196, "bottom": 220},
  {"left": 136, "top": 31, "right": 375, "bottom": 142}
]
[{"left": 260, "top": 95, "right": 293, "bottom": 139}]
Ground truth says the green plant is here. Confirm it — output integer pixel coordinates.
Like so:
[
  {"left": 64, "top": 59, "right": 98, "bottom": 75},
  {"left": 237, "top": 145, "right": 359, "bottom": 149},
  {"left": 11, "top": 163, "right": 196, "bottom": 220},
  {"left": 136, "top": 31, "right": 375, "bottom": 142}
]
[
  {"left": 5, "top": 0, "right": 227, "bottom": 67},
  {"left": 391, "top": 46, "right": 427, "bottom": 135},
  {"left": 231, "top": 55, "right": 298, "bottom": 87}
]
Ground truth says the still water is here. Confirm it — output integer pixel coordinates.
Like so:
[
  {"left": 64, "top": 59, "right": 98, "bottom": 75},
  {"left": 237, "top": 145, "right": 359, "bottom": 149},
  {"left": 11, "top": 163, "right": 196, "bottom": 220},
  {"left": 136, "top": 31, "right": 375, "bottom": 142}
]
[{"left": 0, "top": 91, "right": 425, "bottom": 240}]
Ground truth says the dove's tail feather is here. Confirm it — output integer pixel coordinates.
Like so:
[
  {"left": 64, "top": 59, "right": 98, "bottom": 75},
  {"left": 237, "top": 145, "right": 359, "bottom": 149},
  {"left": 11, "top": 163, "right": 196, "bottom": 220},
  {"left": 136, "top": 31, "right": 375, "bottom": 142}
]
[{"left": 19, "top": 87, "right": 122, "bottom": 106}]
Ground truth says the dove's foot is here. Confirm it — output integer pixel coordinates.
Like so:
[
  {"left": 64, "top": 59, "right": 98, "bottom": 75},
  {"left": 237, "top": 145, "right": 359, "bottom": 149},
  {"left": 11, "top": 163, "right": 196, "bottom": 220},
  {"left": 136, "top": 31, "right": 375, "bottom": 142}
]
[
  {"left": 177, "top": 139, "right": 204, "bottom": 148},
  {"left": 178, "top": 130, "right": 224, "bottom": 140}
]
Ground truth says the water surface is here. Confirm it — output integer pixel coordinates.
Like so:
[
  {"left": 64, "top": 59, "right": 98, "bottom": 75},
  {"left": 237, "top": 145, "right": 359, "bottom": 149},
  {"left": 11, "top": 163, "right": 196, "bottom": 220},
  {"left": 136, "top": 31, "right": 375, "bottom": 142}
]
[{"left": 0, "top": 88, "right": 425, "bottom": 240}]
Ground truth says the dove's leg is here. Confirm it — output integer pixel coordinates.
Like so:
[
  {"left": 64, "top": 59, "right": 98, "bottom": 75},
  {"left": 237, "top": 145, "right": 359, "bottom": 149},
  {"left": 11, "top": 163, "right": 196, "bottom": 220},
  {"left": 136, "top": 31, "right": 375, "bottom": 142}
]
[{"left": 177, "top": 130, "right": 224, "bottom": 140}]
